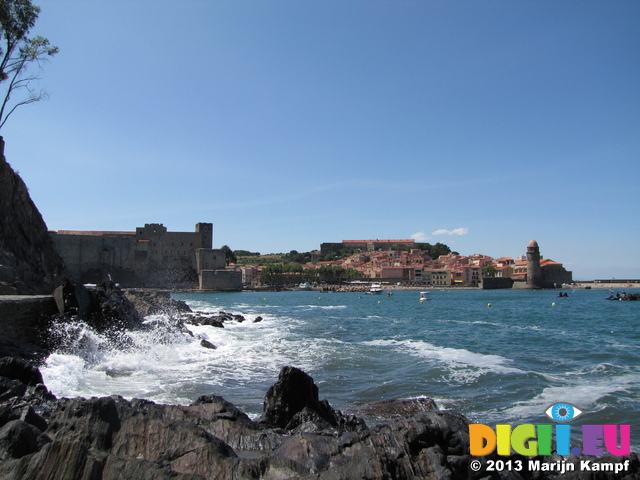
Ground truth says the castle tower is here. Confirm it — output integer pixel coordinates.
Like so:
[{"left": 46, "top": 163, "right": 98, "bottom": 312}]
[
  {"left": 526, "top": 239, "right": 542, "bottom": 289},
  {"left": 196, "top": 222, "right": 213, "bottom": 249}
]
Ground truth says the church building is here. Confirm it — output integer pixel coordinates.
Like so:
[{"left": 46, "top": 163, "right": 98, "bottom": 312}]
[{"left": 511, "top": 239, "right": 573, "bottom": 288}]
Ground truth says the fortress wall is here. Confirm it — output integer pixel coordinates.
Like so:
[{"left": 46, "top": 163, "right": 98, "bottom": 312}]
[
  {"left": 0, "top": 295, "right": 58, "bottom": 341},
  {"left": 199, "top": 270, "right": 243, "bottom": 291},
  {"left": 51, "top": 223, "right": 213, "bottom": 288}
]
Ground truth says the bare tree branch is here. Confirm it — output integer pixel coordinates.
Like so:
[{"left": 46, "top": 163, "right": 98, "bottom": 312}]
[{"left": 0, "top": 1, "right": 57, "bottom": 129}]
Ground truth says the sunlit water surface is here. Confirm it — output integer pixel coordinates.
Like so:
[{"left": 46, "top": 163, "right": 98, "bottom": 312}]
[{"left": 41, "top": 288, "right": 640, "bottom": 449}]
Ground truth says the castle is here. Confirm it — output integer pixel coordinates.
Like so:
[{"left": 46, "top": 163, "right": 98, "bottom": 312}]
[{"left": 50, "top": 223, "right": 242, "bottom": 291}]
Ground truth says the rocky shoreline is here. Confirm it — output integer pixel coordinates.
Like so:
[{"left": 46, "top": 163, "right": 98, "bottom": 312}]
[{"left": 1, "top": 359, "right": 639, "bottom": 480}]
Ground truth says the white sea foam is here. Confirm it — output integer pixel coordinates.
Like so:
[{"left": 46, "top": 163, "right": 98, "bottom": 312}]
[
  {"left": 296, "top": 305, "right": 348, "bottom": 310},
  {"left": 501, "top": 372, "right": 640, "bottom": 420},
  {"left": 40, "top": 310, "right": 342, "bottom": 406},
  {"left": 362, "top": 338, "right": 521, "bottom": 384},
  {"left": 41, "top": 315, "right": 210, "bottom": 404}
]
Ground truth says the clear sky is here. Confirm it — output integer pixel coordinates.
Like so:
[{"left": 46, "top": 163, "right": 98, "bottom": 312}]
[{"left": 2, "top": 1, "right": 639, "bottom": 280}]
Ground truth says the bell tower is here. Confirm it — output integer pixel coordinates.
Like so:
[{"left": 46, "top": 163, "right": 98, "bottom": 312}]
[{"left": 526, "top": 239, "right": 542, "bottom": 289}]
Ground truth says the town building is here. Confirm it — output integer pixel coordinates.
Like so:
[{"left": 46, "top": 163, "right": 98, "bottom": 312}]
[{"left": 320, "top": 239, "right": 416, "bottom": 256}]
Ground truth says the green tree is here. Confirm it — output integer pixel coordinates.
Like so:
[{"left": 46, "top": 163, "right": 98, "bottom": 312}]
[
  {"left": 220, "top": 245, "right": 237, "bottom": 265},
  {"left": 234, "top": 250, "right": 260, "bottom": 257},
  {"left": 482, "top": 265, "right": 498, "bottom": 278},
  {"left": 414, "top": 242, "right": 451, "bottom": 259},
  {"left": 430, "top": 242, "right": 451, "bottom": 259},
  {"left": 0, "top": 0, "right": 58, "bottom": 129}
]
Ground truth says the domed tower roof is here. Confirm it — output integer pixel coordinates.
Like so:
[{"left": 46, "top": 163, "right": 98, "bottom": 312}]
[{"left": 528, "top": 239, "right": 539, "bottom": 248}]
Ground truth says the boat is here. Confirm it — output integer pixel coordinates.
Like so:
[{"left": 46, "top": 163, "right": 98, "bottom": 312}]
[
  {"left": 420, "top": 291, "right": 431, "bottom": 302},
  {"left": 366, "top": 283, "right": 383, "bottom": 295},
  {"left": 297, "top": 282, "right": 312, "bottom": 291}
]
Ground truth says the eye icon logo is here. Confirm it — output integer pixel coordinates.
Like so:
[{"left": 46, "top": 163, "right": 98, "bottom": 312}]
[{"left": 545, "top": 402, "right": 583, "bottom": 423}]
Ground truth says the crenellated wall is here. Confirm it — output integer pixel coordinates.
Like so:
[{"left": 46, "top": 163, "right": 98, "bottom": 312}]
[{"left": 51, "top": 223, "right": 216, "bottom": 289}]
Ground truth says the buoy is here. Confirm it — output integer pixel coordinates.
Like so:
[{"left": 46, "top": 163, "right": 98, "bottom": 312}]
[
  {"left": 377, "top": 301, "right": 381, "bottom": 304},
  {"left": 263, "top": 298, "right": 267, "bottom": 301},
  {"left": 420, "top": 300, "right": 424, "bottom": 304},
  {"left": 552, "top": 302, "right": 557, "bottom": 307},
  {"left": 487, "top": 303, "right": 492, "bottom": 308}
]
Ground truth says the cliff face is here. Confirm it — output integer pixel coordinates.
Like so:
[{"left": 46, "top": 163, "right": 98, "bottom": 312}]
[{"left": 0, "top": 137, "right": 67, "bottom": 294}]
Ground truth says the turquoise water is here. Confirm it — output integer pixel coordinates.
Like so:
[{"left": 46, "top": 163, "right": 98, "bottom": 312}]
[
  {"left": 41, "top": 287, "right": 640, "bottom": 450},
  {"left": 174, "top": 288, "right": 640, "bottom": 445}
]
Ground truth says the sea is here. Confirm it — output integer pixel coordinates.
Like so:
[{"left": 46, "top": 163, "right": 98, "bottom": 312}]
[{"left": 41, "top": 287, "right": 640, "bottom": 450}]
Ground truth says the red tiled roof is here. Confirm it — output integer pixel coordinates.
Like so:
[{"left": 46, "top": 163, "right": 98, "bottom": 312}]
[
  {"left": 55, "top": 230, "right": 136, "bottom": 236},
  {"left": 342, "top": 239, "right": 415, "bottom": 244}
]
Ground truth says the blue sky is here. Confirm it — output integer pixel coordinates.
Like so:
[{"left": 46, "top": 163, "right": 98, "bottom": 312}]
[{"left": 2, "top": 1, "right": 639, "bottom": 280}]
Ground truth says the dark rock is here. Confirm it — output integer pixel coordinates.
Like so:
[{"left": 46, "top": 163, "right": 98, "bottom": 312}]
[
  {"left": 0, "top": 364, "right": 636, "bottom": 480},
  {"left": 261, "top": 366, "right": 366, "bottom": 433},
  {"left": 253, "top": 316, "right": 263, "bottom": 323},
  {"left": 185, "top": 314, "right": 225, "bottom": 328},
  {"left": 357, "top": 396, "right": 438, "bottom": 421},
  {"left": 0, "top": 404, "right": 19, "bottom": 428},
  {"left": 261, "top": 366, "right": 326, "bottom": 429},
  {"left": 0, "top": 136, "right": 67, "bottom": 295},
  {"left": 0, "top": 440, "right": 103, "bottom": 480},
  {"left": 45, "top": 283, "right": 144, "bottom": 353},
  {"left": 88, "top": 282, "right": 142, "bottom": 331},
  {"left": 0, "top": 337, "right": 49, "bottom": 364},
  {"left": 125, "top": 289, "right": 192, "bottom": 317},
  {"left": 200, "top": 339, "right": 216, "bottom": 349},
  {"left": 0, "top": 377, "right": 27, "bottom": 402},
  {"left": 53, "top": 279, "right": 95, "bottom": 317},
  {"left": 19, "top": 405, "right": 48, "bottom": 432},
  {"left": 0, "top": 357, "right": 43, "bottom": 385},
  {"left": 0, "top": 420, "right": 42, "bottom": 459}
]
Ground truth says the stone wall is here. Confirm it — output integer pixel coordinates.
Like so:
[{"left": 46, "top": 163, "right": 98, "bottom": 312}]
[
  {"left": 541, "top": 263, "right": 573, "bottom": 287},
  {"left": 196, "top": 248, "right": 226, "bottom": 271},
  {"left": 51, "top": 223, "right": 215, "bottom": 289},
  {"left": 481, "top": 277, "right": 514, "bottom": 289},
  {"left": 0, "top": 137, "right": 67, "bottom": 294},
  {"left": 199, "top": 269, "right": 243, "bottom": 291},
  {"left": 0, "top": 295, "right": 58, "bottom": 342}
]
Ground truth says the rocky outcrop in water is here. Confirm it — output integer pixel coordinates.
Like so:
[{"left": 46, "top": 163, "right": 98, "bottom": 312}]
[
  {"left": 123, "top": 289, "right": 192, "bottom": 317},
  {"left": 1, "top": 362, "right": 638, "bottom": 480},
  {"left": 0, "top": 137, "right": 67, "bottom": 295}
]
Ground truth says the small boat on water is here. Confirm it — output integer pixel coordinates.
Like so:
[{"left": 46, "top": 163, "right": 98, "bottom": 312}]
[
  {"left": 605, "top": 292, "right": 640, "bottom": 301},
  {"left": 420, "top": 291, "right": 431, "bottom": 302},
  {"left": 367, "top": 283, "right": 383, "bottom": 295},
  {"left": 297, "top": 282, "right": 312, "bottom": 291}
]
